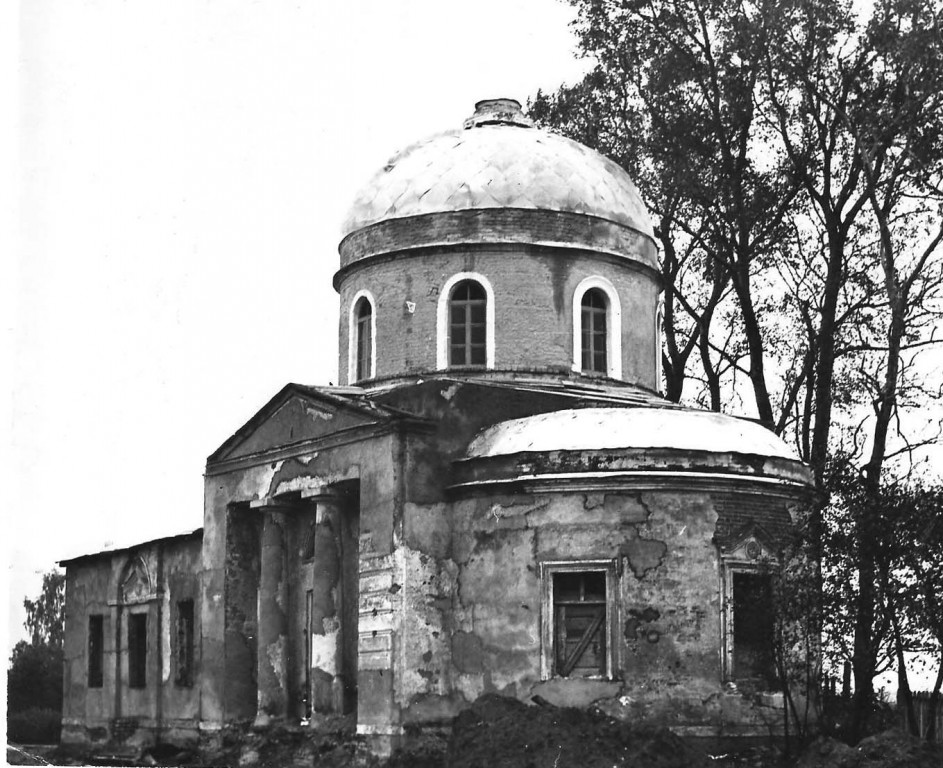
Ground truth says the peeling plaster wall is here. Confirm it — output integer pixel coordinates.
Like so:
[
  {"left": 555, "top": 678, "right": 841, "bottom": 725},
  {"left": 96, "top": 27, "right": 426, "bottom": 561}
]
[
  {"left": 61, "top": 534, "right": 202, "bottom": 748},
  {"left": 202, "top": 428, "right": 399, "bottom": 731},
  {"left": 394, "top": 469, "right": 798, "bottom": 737}
]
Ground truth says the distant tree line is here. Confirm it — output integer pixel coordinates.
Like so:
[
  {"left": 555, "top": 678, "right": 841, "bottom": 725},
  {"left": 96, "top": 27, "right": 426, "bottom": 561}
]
[{"left": 529, "top": 0, "right": 943, "bottom": 745}]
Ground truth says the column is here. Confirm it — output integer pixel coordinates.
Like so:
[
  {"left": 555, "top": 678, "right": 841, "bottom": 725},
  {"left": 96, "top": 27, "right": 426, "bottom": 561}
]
[
  {"left": 252, "top": 506, "right": 289, "bottom": 728},
  {"left": 302, "top": 492, "right": 345, "bottom": 716}
]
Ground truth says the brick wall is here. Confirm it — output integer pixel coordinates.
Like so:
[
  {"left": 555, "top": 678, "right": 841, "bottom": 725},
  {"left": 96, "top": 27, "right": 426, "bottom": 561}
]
[{"left": 336, "top": 244, "right": 661, "bottom": 389}]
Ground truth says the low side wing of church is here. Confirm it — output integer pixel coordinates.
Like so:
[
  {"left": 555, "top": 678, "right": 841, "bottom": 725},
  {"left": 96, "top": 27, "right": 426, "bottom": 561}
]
[{"left": 59, "top": 99, "right": 815, "bottom": 756}]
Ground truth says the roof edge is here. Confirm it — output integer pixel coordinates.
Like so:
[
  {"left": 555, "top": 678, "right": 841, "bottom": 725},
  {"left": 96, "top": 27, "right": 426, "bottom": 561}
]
[{"left": 58, "top": 528, "right": 204, "bottom": 567}]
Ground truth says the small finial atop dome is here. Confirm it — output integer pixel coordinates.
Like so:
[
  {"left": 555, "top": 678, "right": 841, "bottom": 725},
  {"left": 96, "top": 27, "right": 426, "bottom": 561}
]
[{"left": 463, "top": 98, "right": 534, "bottom": 129}]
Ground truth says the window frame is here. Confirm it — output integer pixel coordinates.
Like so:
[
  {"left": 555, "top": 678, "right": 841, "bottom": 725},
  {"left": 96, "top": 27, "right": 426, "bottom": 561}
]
[
  {"left": 571, "top": 276, "right": 622, "bottom": 379},
  {"left": 721, "top": 558, "right": 777, "bottom": 686},
  {"left": 127, "top": 610, "right": 148, "bottom": 689},
  {"left": 580, "top": 288, "right": 609, "bottom": 374},
  {"left": 174, "top": 599, "right": 195, "bottom": 687},
  {"left": 88, "top": 614, "right": 104, "bottom": 689},
  {"left": 436, "top": 272, "right": 495, "bottom": 370},
  {"left": 539, "top": 559, "right": 619, "bottom": 681},
  {"left": 347, "top": 289, "right": 377, "bottom": 384}
]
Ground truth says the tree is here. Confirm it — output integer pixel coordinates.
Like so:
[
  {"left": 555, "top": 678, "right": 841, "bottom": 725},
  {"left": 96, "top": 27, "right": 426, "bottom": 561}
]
[
  {"left": 8, "top": 570, "right": 66, "bottom": 720},
  {"left": 7, "top": 640, "right": 64, "bottom": 715},
  {"left": 531, "top": 0, "right": 801, "bottom": 418},
  {"left": 23, "top": 570, "right": 66, "bottom": 649},
  {"left": 531, "top": 0, "right": 943, "bottom": 741}
]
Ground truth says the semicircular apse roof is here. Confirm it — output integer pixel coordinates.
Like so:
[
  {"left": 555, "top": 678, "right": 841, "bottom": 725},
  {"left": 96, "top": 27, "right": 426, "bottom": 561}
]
[
  {"left": 466, "top": 407, "right": 801, "bottom": 461},
  {"left": 342, "top": 99, "right": 654, "bottom": 240}
]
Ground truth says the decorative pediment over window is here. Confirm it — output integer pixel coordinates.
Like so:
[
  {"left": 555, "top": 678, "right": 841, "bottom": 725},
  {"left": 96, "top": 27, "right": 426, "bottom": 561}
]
[
  {"left": 719, "top": 521, "right": 778, "bottom": 564},
  {"left": 120, "top": 556, "right": 154, "bottom": 604}
]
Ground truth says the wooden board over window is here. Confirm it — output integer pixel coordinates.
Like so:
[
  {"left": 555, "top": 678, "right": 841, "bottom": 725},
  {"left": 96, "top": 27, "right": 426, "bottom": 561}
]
[{"left": 553, "top": 571, "right": 607, "bottom": 677}]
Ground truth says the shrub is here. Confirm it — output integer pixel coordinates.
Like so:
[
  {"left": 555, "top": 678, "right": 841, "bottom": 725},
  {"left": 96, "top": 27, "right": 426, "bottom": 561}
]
[{"left": 7, "top": 707, "right": 62, "bottom": 744}]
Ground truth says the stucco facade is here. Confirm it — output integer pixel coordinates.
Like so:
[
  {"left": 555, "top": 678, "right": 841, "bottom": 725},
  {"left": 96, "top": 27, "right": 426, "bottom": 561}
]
[{"left": 60, "top": 98, "right": 815, "bottom": 756}]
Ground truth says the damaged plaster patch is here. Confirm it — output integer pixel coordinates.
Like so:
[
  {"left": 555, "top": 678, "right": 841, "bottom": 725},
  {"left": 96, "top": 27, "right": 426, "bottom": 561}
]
[
  {"left": 625, "top": 607, "right": 662, "bottom": 643},
  {"left": 621, "top": 537, "right": 668, "bottom": 579},
  {"left": 304, "top": 405, "right": 334, "bottom": 421},
  {"left": 310, "top": 624, "right": 340, "bottom": 675},
  {"left": 267, "top": 636, "right": 287, "bottom": 689},
  {"left": 237, "top": 462, "right": 280, "bottom": 501},
  {"left": 604, "top": 494, "right": 648, "bottom": 523},
  {"left": 488, "top": 498, "right": 550, "bottom": 521},
  {"left": 440, "top": 383, "right": 461, "bottom": 401},
  {"left": 451, "top": 631, "right": 484, "bottom": 674}
]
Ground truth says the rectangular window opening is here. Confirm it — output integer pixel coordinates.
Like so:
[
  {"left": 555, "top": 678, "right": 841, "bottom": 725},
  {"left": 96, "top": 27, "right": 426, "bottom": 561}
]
[
  {"left": 175, "top": 599, "right": 194, "bottom": 687},
  {"left": 128, "top": 612, "right": 147, "bottom": 689},
  {"left": 88, "top": 614, "right": 104, "bottom": 688},
  {"left": 541, "top": 561, "right": 617, "bottom": 679},
  {"left": 731, "top": 571, "right": 775, "bottom": 685}
]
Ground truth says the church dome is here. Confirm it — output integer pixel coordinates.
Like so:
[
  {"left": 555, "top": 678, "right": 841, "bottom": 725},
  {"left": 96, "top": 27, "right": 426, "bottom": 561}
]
[
  {"left": 456, "top": 406, "right": 814, "bottom": 490},
  {"left": 341, "top": 99, "right": 654, "bottom": 240},
  {"left": 466, "top": 407, "right": 799, "bottom": 461}
]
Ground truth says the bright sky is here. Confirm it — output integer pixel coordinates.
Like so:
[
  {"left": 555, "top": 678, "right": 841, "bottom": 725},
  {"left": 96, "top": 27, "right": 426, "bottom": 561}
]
[{"left": 10, "top": 0, "right": 591, "bottom": 651}]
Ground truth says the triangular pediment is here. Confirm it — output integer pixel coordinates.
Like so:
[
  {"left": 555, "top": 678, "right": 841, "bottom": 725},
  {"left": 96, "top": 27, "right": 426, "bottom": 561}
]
[
  {"left": 208, "top": 384, "right": 396, "bottom": 465},
  {"left": 720, "top": 521, "right": 778, "bottom": 562}
]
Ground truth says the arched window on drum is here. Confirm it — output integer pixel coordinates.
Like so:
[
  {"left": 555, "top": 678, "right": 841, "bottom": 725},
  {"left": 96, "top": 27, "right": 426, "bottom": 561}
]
[
  {"left": 348, "top": 290, "right": 376, "bottom": 383},
  {"left": 572, "top": 276, "right": 622, "bottom": 379}
]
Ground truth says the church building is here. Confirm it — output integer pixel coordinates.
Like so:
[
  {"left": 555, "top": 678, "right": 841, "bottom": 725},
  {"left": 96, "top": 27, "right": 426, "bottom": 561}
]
[{"left": 60, "top": 98, "right": 814, "bottom": 755}]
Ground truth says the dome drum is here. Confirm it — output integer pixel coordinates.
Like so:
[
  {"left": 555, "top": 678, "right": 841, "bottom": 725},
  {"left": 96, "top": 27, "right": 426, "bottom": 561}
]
[{"left": 335, "top": 249, "right": 661, "bottom": 388}]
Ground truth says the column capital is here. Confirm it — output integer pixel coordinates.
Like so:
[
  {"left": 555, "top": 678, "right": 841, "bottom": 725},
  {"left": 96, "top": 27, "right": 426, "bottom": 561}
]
[
  {"left": 249, "top": 497, "right": 296, "bottom": 511},
  {"left": 299, "top": 488, "right": 344, "bottom": 503}
]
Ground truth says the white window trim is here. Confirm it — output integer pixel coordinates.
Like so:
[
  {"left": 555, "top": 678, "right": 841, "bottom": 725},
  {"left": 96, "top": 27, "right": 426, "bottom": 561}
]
[
  {"left": 348, "top": 289, "right": 377, "bottom": 384},
  {"left": 539, "top": 559, "right": 619, "bottom": 681},
  {"left": 436, "top": 272, "right": 495, "bottom": 370},
  {"left": 572, "top": 275, "right": 622, "bottom": 379}
]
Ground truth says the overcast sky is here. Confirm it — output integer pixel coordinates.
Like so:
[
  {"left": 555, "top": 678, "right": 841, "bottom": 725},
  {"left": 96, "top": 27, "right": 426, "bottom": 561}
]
[{"left": 10, "top": 0, "right": 591, "bottom": 650}]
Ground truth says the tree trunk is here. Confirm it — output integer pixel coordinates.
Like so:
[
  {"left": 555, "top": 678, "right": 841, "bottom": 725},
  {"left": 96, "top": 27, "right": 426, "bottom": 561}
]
[
  {"left": 731, "top": 261, "right": 775, "bottom": 425},
  {"left": 893, "top": 610, "right": 919, "bottom": 737},
  {"left": 926, "top": 655, "right": 943, "bottom": 742}
]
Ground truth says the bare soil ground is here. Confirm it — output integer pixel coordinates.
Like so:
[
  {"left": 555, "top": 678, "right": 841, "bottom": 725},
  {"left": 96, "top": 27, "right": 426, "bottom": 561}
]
[{"left": 8, "top": 698, "right": 941, "bottom": 767}]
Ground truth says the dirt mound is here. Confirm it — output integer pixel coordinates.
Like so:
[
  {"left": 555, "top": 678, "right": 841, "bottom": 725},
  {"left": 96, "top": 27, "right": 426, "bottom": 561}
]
[
  {"left": 445, "top": 694, "right": 709, "bottom": 768},
  {"left": 795, "top": 729, "right": 942, "bottom": 768}
]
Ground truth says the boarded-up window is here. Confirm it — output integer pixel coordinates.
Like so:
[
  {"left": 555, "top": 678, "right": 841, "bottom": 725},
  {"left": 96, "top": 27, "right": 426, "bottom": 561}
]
[
  {"left": 732, "top": 572, "right": 775, "bottom": 683},
  {"left": 175, "top": 600, "right": 194, "bottom": 687},
  {"left": 553, "top": 571, "right": 607, "bottom": 677},
  {"left": 128, "top": 613, "right": 147, "bottom": 688},
  {"left": 88, "top": 614, "right": 104, "bottom": 688}
]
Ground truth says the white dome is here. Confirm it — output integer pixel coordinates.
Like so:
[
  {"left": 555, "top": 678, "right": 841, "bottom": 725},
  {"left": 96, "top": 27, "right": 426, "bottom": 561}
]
[
  {"left": 342, "top": 99, "right": 654, "bottom": 240},
  {"left": 466, "top": 407, "right": 800, "bottom": 461}
]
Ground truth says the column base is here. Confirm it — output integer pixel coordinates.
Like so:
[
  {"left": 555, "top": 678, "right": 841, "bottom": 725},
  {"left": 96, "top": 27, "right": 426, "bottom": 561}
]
[
  {"left": 251, "top": 712, "right": 274, "bottom": 731},
  {"left": 356, "top": 724, "right": 405, "bottom": 758}
]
